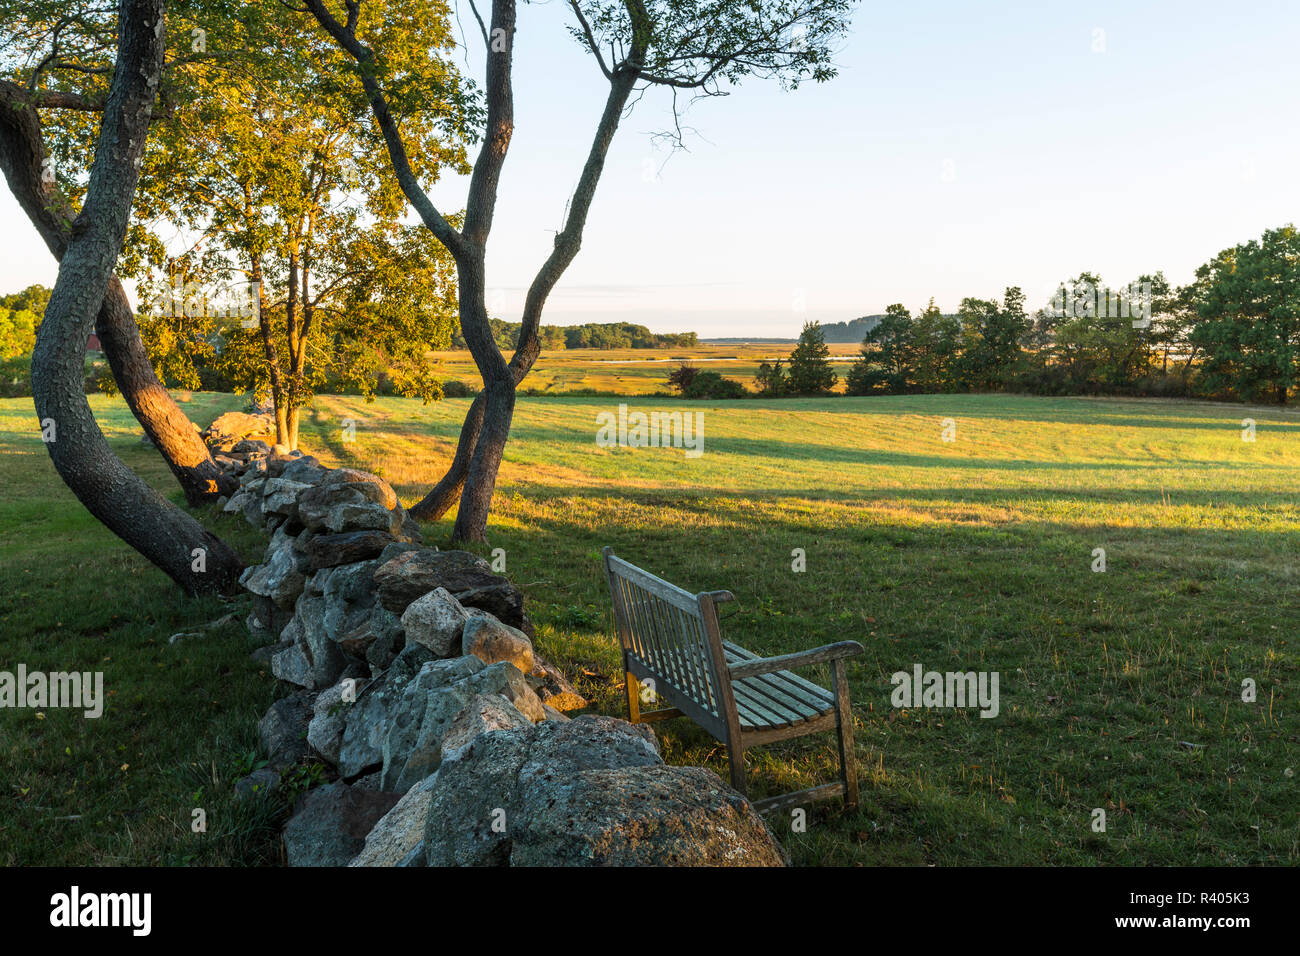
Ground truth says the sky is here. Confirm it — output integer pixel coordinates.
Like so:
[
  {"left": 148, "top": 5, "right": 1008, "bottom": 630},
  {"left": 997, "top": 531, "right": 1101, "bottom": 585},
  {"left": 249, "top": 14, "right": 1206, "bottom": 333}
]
[{"left": 3, "top": 0, "right": 1298, "bottom": 338}]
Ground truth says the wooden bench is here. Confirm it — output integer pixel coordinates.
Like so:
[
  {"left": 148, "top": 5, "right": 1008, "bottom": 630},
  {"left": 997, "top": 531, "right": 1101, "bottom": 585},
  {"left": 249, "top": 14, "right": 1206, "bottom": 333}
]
[{"left": 602, "top": 547, "right": 863, "bottom": 813}]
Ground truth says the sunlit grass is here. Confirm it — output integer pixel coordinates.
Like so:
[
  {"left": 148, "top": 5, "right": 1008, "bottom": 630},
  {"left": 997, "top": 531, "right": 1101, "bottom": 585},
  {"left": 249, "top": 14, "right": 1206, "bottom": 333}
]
[{"left": 1, "top": 388, "right": 1296, "bottom": 865}]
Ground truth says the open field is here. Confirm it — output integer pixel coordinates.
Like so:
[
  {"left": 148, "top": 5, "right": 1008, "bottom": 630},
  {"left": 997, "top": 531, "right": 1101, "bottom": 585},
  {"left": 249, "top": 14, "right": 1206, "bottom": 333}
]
[
  {"left": 430, "top": 341, "right": 863, "bottom": 395},
  {"left": 2, "top": 390, "right": 1298, "bottom": 865}
]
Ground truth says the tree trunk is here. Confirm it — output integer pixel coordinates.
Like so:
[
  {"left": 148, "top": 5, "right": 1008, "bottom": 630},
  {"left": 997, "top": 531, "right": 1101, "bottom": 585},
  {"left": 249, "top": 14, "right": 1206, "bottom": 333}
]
[
  {"left": 250, "top": 258, "right": 290, "bottom": 448},
  {"left": 96, "top": 276, "right": 237, "bottom": 502},
  {"left": 407, "top": 390, "right": 485, "bottom": 520},
  {"left": 452, "top": 378, "right": 516, "bottom": 542},
  {"left": 0, "top": 78, "right": 232, "bottom": 504},
  {"left": 29, "top": 0, "right": 243, "bottom": 595}
]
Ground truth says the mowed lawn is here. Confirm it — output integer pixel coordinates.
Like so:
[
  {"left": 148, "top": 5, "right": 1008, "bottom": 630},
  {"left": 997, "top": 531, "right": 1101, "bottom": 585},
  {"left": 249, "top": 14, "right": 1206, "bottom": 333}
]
[{"left": 1, "top": 390, "right": 1297, "bottom": 865}]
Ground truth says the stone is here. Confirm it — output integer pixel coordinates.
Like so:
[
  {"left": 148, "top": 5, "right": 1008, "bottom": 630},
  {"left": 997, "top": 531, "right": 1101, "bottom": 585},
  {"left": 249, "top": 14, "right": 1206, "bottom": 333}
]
[
  {"left": 400, "top": 588, "right": 469, "bottom": 657},
  {"left": 365, "top": 607, "right": 405, "bottom": 671},
  {"left": 202, "top": 411, "right": 275, "bottom": 450},
  {"left": 234, "top": 768, "right": 280, "bottom": 801},
  {"left": 374, "top": 549, "right": 491, "bottom": 613},
  {"left": 541, "top": 704, "right": 571, "bottom": 722},
  {"left": 271, "top": 639, "right": 314, "bottom": 690},
  {"left": 260, "top": 478, "right": 312, "bottom": 519},
  {"left": 319, "top": 467, "right": 400, "bottom": 510},
  {"left": 529, "top": 654, "right": 588, "bottom": 712},
  {"left": 307, "top": 682, "right": 350, "bottom": 766},
  {"left": 462, "top": 614, "right": 534, "bottom": 673},
  {"left": 283, "top": 782, "right": 401, "bottom": 867},
  {"left": 239, "top": 537, "right": 308, "bottom": 610},
  {"left": 280, "top": 458, "right": 326, "bottom": 485},
  {"left": 379, "top": 656, "right": 490, "bottom": 792},
  {"left": 517, "top": 714, "right": 661, "bottom": 787},
  {"left": 439, "top": 693, "right": 533, "bottom": 760},
  {"left": 232, "top": 438, "right": 272, "bottom": 456},
  {"left": 422, "top": 715, "right": 664, "bottom": 867},
  {"left": 397, "top": 508, "right": 423, "bottom": 544},
  {"left": 348, "top": 773, "right": 440, "bottom": 867},
  {"left": 222, "top": 489, "right": 251, "bottom": 514},
  {"left": 422, "top": 727, "right": 535, "bottom": 866},
  {"left": 511, "top": 765, "right": 785, "bottom": 867},
  {"left": 372, "top": 549, "right": 532, "bottom": 630},
  {"left": 456, "top": 581, "right": 535, "bottom": 638},
  {"left": 336, "top": 645, "right": 435, "bottom": 778},
  {"left": 258, "top": 690, "right": 314, "bottom": 770},
  {"left": 307, "top": 530, "right": 397, "bottom": 570}
]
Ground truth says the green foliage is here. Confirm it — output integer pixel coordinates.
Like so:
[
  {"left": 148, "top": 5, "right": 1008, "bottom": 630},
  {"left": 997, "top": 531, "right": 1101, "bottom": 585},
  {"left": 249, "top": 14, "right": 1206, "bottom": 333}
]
[
  {"left": 786, "top": 321, "right": 838, "bottom": 395},
  {"left": 456, "top": 319, "right": 696, "bottom": 351},
  {"left": 666, "top": 361, "right": 701, "bottom": 394},
  {"left": 753, "top": 358, "right": 789, "bottom": 396},
  {"left": 682, "top": 369, "right": 746, "bottom": 399},
  {"left": 1190, "top": 225, "right": 1300, "bottom": 404},
  {"left": 0, "top": 286, "right": 48, "bottom": 360}
]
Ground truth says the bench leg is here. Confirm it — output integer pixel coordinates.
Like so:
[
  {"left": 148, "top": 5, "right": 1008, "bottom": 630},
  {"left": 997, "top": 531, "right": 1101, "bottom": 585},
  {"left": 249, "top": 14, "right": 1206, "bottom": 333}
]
[
  {"left": 726, "top": 738, "right": 748, "bottom": 796},
  {"left": 832, "top": 658, "right": 859, "bottom": 809},
  {"left": 625, "top": 670, "right": 641, "bottom": 723}
]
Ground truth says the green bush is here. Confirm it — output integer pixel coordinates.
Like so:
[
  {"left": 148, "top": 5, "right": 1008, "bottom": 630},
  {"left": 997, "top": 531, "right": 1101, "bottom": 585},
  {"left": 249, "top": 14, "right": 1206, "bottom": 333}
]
[{"left": 682, "top": 369, "right": 747, "bottom": 399}]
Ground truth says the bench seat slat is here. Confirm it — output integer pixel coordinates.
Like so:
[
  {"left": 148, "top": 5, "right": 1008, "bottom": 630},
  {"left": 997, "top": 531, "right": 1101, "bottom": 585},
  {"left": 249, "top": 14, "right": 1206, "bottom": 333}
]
[
  {"left": 730, "top": 682, "right": 802, "bottom": 728},
  {"left": 734, "top": 675, "right": 830, "bottom": 723},
  {"left": 723, "top": 642, "right": 836, "bottom": 702}
]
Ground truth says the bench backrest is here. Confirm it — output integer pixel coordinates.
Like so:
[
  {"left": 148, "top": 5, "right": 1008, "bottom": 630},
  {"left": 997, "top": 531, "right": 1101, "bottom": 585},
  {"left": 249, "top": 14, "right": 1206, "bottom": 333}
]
[{"left": 602, "top": 547, "right": 733, "bottom": 737}]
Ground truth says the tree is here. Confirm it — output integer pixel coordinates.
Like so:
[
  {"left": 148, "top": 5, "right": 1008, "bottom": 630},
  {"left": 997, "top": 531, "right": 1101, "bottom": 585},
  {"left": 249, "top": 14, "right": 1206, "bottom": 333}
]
[
  {"left": 0, "top": 3, "right": 235, "bottom": 503},
  {"left": 27, "top": 0, "right": 242, "bottom": 594},
  {"left": 953, "top": 287, "right": 1026, "bottom": 391},
  {"left": 666, "top": 361, "right": 701, "bottom": 394},
  {"left": 909, "top": 299, "right": 959, "bottom": 392},
  {"left": 303, "top": 0, "right": 854, "bottom": 541},
  {"left": 753, "top": 358, "right": 789, "bottom": 396},
  {"left": 846, "top": 302, "right": 912, "bottom": 394},
  {"left": 786, "top": 320, "right": 837, "bottom": 395},
  {"left": 1190, "top": 226, "right": 1300, "bottom": 404},
  {"left": 128, "top": 0, "right": 471, "bottom": 448}
]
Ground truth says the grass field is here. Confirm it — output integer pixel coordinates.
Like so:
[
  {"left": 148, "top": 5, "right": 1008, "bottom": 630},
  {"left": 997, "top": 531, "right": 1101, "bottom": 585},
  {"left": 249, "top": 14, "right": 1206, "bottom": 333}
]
[
  {"left": 2, "top": 387, "right": 1298, "bottom": 865},
  {"left": 431, "top": 341, "right": 862, "bottom": 395}
]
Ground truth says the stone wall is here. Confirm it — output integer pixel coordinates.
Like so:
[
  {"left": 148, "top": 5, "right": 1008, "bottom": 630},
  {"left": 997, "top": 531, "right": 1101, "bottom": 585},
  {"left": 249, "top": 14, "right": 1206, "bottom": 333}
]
[{"left": 216, "top": 437, "right": 784, "bottom": 867}]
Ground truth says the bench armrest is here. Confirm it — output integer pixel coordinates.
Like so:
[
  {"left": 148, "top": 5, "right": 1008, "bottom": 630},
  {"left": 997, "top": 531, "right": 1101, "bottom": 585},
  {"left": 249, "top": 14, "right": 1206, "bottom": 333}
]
[{"left": 727, "top": 640, "right": 863, "bottom": 680}]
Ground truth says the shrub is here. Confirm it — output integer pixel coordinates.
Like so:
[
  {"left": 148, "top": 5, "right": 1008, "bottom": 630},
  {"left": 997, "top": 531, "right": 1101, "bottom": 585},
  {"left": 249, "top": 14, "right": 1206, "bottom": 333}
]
[{"left": 683, "top": 369, "right": 747, "bottom": 399}]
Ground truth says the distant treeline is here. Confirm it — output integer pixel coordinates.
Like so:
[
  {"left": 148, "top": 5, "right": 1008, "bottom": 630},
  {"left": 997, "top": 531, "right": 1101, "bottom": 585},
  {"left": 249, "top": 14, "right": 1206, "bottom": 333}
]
[
  {"left": 453, "top": 319, "right": 698, "bottom": 350},
  {"left": 748, "top": 224, "right": 1300, "bottom": 405},
  {"left": 819, "top": 315, "right": 885, "bottom": 342}
]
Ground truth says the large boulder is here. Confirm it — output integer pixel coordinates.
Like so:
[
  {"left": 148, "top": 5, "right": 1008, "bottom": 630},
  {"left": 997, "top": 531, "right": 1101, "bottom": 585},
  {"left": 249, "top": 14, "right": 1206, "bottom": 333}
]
[
  {"left": 283, "top": 782, "right": 401, "bottom": 867},
  {"left": 374, "top": 550, "right": 492, "bottom": 612},
  {"left": 422, "top": 715, "right": 663, "bottom": 866},
  {"left": 296, "top": 469, "right": 404, "bottom": 535},
  {"left": 511, "top": 765, "right": 786, "bottom": 867}
]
